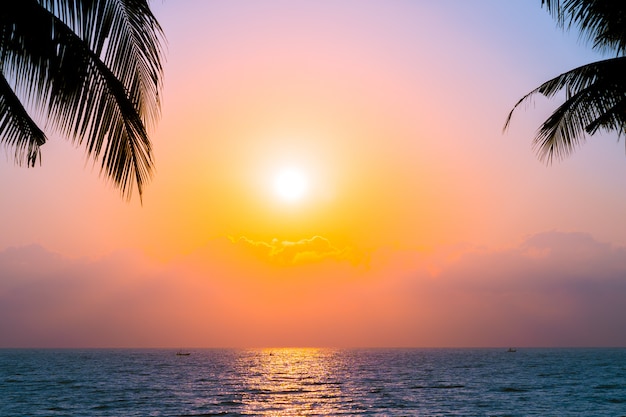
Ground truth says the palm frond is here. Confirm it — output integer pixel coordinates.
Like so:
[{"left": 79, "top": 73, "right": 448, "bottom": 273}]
[
  {"left": 43, "top": 9, "right": 155, "bottom": 199},
  {"left": 0, "top": 0, "right": 164, "bottom": 200},
  {"left": 535, "top": 80, "right": 625, "bottom": 161},
  {"left": 505, "top": 57, "right": 626, "bottom": 162},
  {"left": 0, "top": 73, "right": 46, "bottom": 167},
  {"left": 585, "top": 97, "right": 626, "bottom": 134},
  {"left": 541, "top": 0, "right": 626, "bottom": 55}
]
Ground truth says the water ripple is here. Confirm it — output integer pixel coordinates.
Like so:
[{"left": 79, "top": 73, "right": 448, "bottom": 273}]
[{"left": 0, "top": 348, "right": 625, "bottom": 416}]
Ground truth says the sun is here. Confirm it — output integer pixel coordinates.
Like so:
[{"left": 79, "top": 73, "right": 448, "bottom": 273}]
[{"left": 273, "top": 168, "right": 308, "bottom": 202}]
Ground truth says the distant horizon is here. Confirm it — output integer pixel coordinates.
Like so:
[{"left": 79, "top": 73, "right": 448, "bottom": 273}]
[{"left": 3, "top": 345, "right": 626, "bottom": 350}]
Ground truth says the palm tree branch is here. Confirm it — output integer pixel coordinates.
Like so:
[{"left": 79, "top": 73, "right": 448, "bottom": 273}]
[
  {"left": 504, "top": 57, "right": 626, "bottom": 127},
  {"left": 1, "top": 0, "right": 162, "bottom": 199},
  {"left": 103, "top": 0, "right": 165, "bottom": 127},
  {"left": 505, "top": 57, "right": 626, "bottom": 162},
  {"left": 541, "top": 0, "right": 626, "bottom": 55},
  {"left": 0, "top": 72, "right": 46, "bottom": 167},
  {"left": 534, "top": 82, "right": 616, "bottom": 161},
  {"left": 44, "top": 11, "right": 154, "bottom": 200},
  {"left": 585, "top": 97, "right": 626, "bottom": 134}
]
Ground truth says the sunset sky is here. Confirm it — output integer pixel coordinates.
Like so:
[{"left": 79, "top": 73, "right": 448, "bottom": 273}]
[{"left": 2, "top": 0, "right": 626, "bottom": 348}]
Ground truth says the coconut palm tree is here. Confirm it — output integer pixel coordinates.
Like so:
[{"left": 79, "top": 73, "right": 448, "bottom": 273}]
[
  {"left": 0, "top": 0, "right": 164, "bottom": 200},
  {"left": 505, "top": 0, "right": 626, "bottom": 162}
]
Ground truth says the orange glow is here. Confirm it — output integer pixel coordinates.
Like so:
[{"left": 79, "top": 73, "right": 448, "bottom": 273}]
[{"left": 2, "top": 2, "right": 626, "bottom": 348}]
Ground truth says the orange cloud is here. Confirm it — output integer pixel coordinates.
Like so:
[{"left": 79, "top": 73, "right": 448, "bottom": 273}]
[{"left": 230, "top": 235, "right": 364, "bottom": 265}]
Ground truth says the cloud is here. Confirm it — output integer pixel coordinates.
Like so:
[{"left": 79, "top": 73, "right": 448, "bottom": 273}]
[
  {"left": 396, "top": 231, "right": 626, "bottom": 347},
  {"left": 1, "top": 231, "right": 626, "bottom": 348},
  {"left": 230, "top": 235, "right": 363, "bottom": 265}
]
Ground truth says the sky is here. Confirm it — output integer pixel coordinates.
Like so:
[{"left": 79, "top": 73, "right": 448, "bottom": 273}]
[{"left": 1, "top": 0, "right": 626, "bottom": 348}]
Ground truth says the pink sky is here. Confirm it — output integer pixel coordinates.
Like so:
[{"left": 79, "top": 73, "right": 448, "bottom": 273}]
[{"left": 1, "top": 1, "right": 626, "bottom": 347}]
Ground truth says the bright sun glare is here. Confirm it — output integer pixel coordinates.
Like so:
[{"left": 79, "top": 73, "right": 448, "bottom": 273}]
[{"left": 273, "top": 168, "right": 308, "bottom": 202}]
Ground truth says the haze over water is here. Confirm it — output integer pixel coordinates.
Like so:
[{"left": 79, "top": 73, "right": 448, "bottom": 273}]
[{"left": 2, "top": 348, "right": 626, "bottom": 416}]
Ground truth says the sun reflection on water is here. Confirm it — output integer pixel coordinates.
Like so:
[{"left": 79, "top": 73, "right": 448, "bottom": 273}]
[{"left": 238, "top": 348, "right": 347, "bottom": 416}]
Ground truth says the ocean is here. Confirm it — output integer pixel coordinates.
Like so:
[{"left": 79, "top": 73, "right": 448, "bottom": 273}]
[{"left": 1, "top": 348, "right": 625, "bottom": 416}]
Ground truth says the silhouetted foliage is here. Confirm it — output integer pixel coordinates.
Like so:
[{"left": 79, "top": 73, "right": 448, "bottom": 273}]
[
  {"left": 0, "top": 0, "right": 164, "bottom": 200},
  {"left": 505, "top": 0, "right": 626, "bottom": 162}
]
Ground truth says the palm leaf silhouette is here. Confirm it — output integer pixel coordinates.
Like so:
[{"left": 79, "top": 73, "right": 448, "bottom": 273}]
[
  {"left": 505, "top": 0, "right": 626, "bottom": 161},
  {"left": 0, "top": 0, "right": 164, "bottom": 200}
]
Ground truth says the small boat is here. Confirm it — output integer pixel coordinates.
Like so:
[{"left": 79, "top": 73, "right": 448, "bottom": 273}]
[
  {"left": 507, "top": 348, "right": 517, "bottom": 353},
  {"left": 176, "top": 351, "right": 191, "bottom": 356}
]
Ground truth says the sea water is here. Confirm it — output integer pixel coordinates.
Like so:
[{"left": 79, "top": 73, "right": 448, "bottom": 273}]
[{"left": 1, "top": 348, "right": 625, "bottom": 416}]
